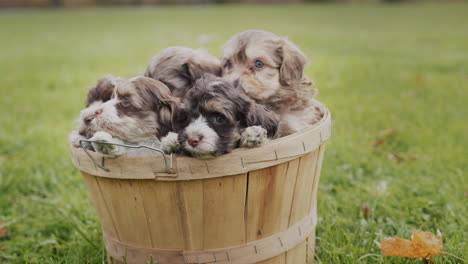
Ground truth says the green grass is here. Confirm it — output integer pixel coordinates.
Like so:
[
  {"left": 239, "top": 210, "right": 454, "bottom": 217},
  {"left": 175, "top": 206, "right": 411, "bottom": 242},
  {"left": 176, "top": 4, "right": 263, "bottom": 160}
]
[{"left": 0, "top": 3, "right": 467, "bottom": 264}]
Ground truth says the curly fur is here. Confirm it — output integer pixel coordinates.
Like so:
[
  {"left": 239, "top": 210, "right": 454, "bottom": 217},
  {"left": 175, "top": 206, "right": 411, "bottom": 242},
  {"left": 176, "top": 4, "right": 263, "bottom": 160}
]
[
  {"left": 161, "top": 74, "right": 278, "bottom": 158},
  {"left": 221, "top": 30, "right": 323, "bottom": 136},
  {"left": 145, "top": 47, "right": 221, "bottom": 98},
  {"left": 70, "top": 76, "right": 180, "bottom": 157}
]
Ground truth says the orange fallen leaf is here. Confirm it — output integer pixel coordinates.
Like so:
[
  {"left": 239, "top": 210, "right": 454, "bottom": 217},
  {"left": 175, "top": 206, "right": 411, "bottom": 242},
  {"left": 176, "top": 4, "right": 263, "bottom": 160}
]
[{"left": 379, "top": 230, "right": 443, "bottom": 258}]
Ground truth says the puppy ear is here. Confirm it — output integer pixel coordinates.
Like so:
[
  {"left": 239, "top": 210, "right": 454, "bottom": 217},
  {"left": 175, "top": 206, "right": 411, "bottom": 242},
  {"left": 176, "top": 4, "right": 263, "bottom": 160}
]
[
  {"left": 157, "top": 104, "right": 174, "bottom": 138},
  {"left": 154, "top": 91, "right": 180, "bottom": 138},
  {"left": 245, "top": 103, "right": 279, "bottom": 138},
  {"left": 132, "top": 77, "right": 180, "bottom": 138},
  {"left": 183, "top": 60, "right": 222, "bottom": 85},
  {"left": 85, "top": 75, "right": 115, "bottom": 107},
  {"left": 278, "top": 39, "right": 310, "bottom": 87},
  {"left": 171, "top": 104, "right": 190, "bottom": 132}
]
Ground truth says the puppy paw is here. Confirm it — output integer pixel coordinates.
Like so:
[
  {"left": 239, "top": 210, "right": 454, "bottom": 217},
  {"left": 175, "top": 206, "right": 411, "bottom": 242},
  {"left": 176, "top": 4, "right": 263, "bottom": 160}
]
[
  {"left": 240, "top": 126, "right": 268, "bottom": 148},
  {"left": 161, "top": 132, "right": 181, "bottom": 154},
  {"left": 90, "top": 131, "right": 125, "bottom": 158},
  {"left": 69, "top": 130, "right": 85, "bottom": 147}
]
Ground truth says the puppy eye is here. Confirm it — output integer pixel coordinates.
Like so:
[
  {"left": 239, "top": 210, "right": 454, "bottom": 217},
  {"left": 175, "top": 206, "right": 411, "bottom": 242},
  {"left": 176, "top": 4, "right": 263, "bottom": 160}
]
[
  {"left": 224, "top": 60, "right": 232, "bottom": 69},
  {"left": 254, "top": 60, "right": 264, "bottom": 69},
  {"left": 212, "top": 114, "right": 226, "bottom": 124},
  {"left": 121, "top": 98, "right": 131, "bottom": 107}
]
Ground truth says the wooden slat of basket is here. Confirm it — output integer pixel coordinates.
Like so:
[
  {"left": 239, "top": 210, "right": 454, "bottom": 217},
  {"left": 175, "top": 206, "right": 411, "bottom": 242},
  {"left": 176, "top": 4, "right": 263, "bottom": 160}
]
[
  {"left": 137, "top": 181, "right": 185, "bottom": 248},
  {"left": 246, "top": 160, "right": 299, "bottom": 264},
  {"left": 170, "top": 175, "right": 248, "bottom": 252},
  {"left": 306, "top": 144, "right": 326, "bottom": 261},
  {"left": 177, "top": 180, "right": 204, "bottom": 250},
  {"left": 96, "top": 177, "right": 153, "bottom": 247},
  {"left": 82, "top": 173, "right": 121, "bottom": 240},
  {"left": 202, "top": 175, "right": 247, "bottom": 249},
  {"left": 285, "top": 150, "right": 321, "bottom": 263}
]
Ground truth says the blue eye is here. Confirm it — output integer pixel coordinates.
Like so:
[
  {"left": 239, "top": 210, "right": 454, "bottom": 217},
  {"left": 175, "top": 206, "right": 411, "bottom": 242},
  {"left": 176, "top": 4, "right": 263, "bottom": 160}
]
[
  {"left": 121, "top": 98, "right": 131, "bottom": 107},
  {"left": 255, "top": 60, "right": 264, "bottom": 68}
]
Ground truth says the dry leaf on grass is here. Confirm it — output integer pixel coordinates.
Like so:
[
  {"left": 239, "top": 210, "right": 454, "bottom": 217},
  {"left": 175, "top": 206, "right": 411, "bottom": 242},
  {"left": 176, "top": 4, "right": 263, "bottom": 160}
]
[
  {"left": 378, "top": 230, "right": 467, "bottom": 262},
  {"left": 379, "top": 230, "right": 443, "bottom": 258}
]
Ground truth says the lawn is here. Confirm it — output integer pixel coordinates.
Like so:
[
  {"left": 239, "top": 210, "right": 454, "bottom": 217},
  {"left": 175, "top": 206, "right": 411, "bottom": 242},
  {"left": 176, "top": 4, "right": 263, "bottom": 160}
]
[{"left": 0, "top": 3, "right": 467, "bottom": 264}]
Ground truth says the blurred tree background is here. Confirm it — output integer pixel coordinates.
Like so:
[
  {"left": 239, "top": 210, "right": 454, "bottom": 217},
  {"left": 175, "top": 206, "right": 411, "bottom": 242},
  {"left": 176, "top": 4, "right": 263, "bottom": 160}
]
[{"left": 1, "top": 0, "right": 467, "bottom": 8}]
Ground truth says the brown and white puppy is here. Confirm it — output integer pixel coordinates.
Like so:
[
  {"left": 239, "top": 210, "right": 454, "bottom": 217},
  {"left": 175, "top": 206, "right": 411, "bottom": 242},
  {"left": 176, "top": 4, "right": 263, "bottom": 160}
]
[
  {"left": 160, "top": 74, "right": 278, "bottom": 159},
  {"left": 69, "top": 75, "right": 117, "bottom": 149},
  {"left": 221, "top": 30, "right": 323, "bottom": 136},
  {"left": 145, "top": 47, "right": 222, "bottom": 98},
  {"left": 71, "top": 76, "right": 179, "bottom": 157}
]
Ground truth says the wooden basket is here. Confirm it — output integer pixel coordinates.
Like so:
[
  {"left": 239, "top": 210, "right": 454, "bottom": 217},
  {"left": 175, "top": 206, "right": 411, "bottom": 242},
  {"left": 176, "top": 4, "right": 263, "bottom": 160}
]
[{"left": 70, "top": 101, "right": 331, "bottom": 264}]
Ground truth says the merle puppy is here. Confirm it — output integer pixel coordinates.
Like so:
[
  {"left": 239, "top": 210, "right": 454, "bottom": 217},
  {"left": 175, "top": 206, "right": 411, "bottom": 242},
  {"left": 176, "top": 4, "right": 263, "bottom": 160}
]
[{"left": 161, "top": 74, "right": 279, "bottom": 159}]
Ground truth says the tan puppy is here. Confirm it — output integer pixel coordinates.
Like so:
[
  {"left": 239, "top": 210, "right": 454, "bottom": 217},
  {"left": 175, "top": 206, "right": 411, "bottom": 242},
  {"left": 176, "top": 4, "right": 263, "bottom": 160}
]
[
  {"left": 145, "top": 47, "right": 221, "bottom": 98},
  {"left": 221, "top": 30, "right": 323, "bottom": 136}
]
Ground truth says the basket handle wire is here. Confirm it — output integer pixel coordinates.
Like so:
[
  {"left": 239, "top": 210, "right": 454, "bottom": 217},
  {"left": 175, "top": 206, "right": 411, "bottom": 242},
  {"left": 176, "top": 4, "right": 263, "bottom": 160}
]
[{"left": 79, "top": 139, "right": 173, "bottom": 173}]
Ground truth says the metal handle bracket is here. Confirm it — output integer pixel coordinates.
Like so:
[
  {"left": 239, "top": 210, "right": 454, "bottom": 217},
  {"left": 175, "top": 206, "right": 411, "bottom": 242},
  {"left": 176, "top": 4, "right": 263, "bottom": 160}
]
[{"left": 79, "top": 139, "right": 173, "bottom": 174}]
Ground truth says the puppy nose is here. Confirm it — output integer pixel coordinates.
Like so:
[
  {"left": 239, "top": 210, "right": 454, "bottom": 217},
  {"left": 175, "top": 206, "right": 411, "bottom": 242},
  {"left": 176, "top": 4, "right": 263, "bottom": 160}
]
[
  {"left": 188, "top": 136, "right": 202, "bottom": 147},
  {"left": 94, "top": 109, "right": 102, "bottom": 115}
]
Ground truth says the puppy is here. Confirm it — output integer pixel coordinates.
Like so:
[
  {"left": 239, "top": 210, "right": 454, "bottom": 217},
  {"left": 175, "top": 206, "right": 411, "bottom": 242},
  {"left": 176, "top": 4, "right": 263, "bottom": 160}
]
[
  {"left": 145, "top": 47, "right": 221, "bottom": 98},
  {"left": 71, "top": 76, "right": 179, "bottom": 157},
  {"left": 221, "top": 30, "right": 323, "bottom": 136},
  {"left": 69, "top": 75, "right": 116, "bottom": 149},
  {"left": 160, "top": 74, "right": 278, "bottom": 159}
]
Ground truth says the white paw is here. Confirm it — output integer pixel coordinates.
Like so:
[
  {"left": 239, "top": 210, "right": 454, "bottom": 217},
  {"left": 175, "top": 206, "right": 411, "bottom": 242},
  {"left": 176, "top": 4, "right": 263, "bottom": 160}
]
[
  {"left": 160, "top": 132, "right": 181, "bottom": 154},
  {"left": 90, "top": 131, "right": 125, "bottom": 158},
  {"left": 69, "top": 131, "right": 85, "bottom": 147},
  {"left": 240, "top": 126, "right": 268, "bottom": 147}
]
